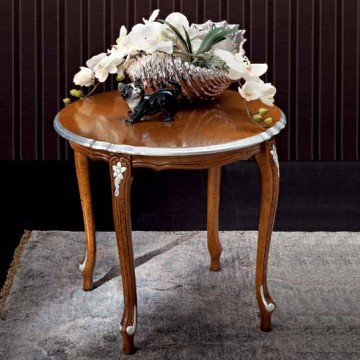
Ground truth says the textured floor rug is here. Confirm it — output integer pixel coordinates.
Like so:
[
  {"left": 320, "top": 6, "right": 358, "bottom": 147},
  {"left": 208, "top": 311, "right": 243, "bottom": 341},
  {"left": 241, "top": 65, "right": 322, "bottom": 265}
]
[{"left": 1, "top": 231, "right": 360, "bottom": 359}]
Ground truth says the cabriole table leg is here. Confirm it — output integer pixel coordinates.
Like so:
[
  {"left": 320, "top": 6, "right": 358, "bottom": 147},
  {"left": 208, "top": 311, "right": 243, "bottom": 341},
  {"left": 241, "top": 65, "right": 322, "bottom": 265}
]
[
  {"left": 110, "top": 155, "right": 137, "bottom": 355},
  {"left": 255, "top": 140, "right": 279, "bottom": 332},
  {"left": 207, "top": 166, "right": 223, "bottom": 271},
  {"left": 74, "top": 150, "right": 96, "bottom": 291}
]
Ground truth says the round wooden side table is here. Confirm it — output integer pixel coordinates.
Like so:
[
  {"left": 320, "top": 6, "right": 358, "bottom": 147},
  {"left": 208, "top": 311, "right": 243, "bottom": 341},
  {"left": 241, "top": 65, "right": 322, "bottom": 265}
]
[{"left": 54, "top": 89, "right": 286, "bottom": 355}]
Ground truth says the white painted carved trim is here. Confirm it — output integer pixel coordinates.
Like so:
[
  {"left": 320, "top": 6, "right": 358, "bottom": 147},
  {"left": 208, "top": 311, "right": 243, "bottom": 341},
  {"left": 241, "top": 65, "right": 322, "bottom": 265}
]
[
  {"left": 260, "top": 285, "right": 275, "bottom": 312},
  {"left": 126, "top": 305, "right": 137, "bottom": 335},
  {"left": 270, "top": 144, "right": 280, "bottom": 177},
  {"left": 112, "top": 161, "right": 127, "bottom": 197},
  {"left": 79, "top": 252, "right": 87, "bottom": 272},
  {"left": 119, "top": 305, "right": 137, "bottom": 336},
  {"left": 54, "top": 111, "right": 286, "bottom": 157}
]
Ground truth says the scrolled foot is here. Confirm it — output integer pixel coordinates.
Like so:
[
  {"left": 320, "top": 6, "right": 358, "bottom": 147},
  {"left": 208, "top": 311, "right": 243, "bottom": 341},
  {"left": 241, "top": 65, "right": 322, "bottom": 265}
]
[
  {"left": 78, "top": 252, "right": 94, "bottom": 291},
  {"left": 120, "top": 310, "right": 136, "bottom": 354},
  {"left": 258, "top": 285, "right": 276, "bottom": 332}
]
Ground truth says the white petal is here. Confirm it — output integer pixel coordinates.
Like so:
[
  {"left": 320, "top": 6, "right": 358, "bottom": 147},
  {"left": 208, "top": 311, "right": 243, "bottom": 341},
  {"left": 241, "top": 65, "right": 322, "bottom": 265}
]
[
  {"left": 213, "top": 49, "right": 235, "bottom": 64},
  {"left": 165, "top": 12, "right": 190, "bottom": 31},
  {"left": 86, "top": 53, "right": 106, "bottom": 70},
  {"left": 148, "top": 9, "right": 160, "bottom": 22},
  {"left": 234, "top": 50, "right": 246, "bottom": 63},
  {"left": 250, "top": 63, "right": 268, "bottom": 77},
  {"left": 213, "top": 49, "right": 243, "bottom": 73},
  {"left": 227, "top": 68, "right": 243, "bottom": 80},
  {"left": 239, "top": 81, "right": 262, "bottom": 101},
  {"left": 157, "top": 40, "right": 174, "bottom": 53},
  {"left": 242, "top": 73, "right": 262, "bottom": 82},
  {"left": 73, "top": 67, "right": 94, "bottom": 87},
  {"left": 95, "top": 68, "right": 109, "bottom": 82},
  {"left": 120, "top": 25, "right": 127, "bottom": 37},
  {"left": 238, "top": 86, "right": 246, "bottom": 99},
  {"left": 131, "top": 23, "right": 145, "bottom": 34},
  {"left": 116, "top": 25, "right": 127, "bottom": 44},
  {"left": 262, "top": 83, "right": 276, "bottom": 97},
  {"left": 260, "top": 96, "right": 275, "bottom": 106},
  {"left": 244, "top": 80, "right": 263, "bottom": 92}
]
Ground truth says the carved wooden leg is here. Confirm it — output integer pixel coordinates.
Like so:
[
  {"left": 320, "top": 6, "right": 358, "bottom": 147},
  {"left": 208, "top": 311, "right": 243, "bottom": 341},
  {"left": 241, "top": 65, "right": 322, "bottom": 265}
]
[
  {"left": 110, "top": 155, "right": 137, "bottom": 355},
  {"left": 255, "top": 140, "right": 279, "bottom": 332},
  {"left": 207, "top": 166, "right": 223, "bottom": 271},
  {"left": 74, "top": 150, "right": 96, "bottom": 291}
]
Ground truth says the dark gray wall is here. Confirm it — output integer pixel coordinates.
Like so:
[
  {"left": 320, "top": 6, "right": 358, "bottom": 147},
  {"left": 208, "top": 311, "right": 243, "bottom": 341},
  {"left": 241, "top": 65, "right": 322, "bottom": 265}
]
[{"left": 1, "top": 0, "right": 359, "bottom": 160}]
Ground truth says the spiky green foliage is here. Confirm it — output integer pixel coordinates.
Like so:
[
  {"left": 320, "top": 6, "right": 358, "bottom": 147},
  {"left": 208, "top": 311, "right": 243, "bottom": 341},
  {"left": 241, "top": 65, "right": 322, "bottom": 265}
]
[
  {"left": 158, "top": 19, "right": 191, "bottom": 54},
  {"left": 195, "top": 28, "right": 238, "bottom": 55},
  {"left": 183, "top": 26, "right": 193, "bottom": 55}
]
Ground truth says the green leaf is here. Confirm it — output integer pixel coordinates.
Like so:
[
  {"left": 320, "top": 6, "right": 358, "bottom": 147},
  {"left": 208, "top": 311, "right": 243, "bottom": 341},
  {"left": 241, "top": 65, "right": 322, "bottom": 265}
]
[
  {"left": 158, "top": 19, "right": 190, "bottom": 53},
  {"left": 196, "top": 28, "right": 238, "bottom": 55},
  {"left": 183, "top": 26, "right": 193, "bottom": 55}
]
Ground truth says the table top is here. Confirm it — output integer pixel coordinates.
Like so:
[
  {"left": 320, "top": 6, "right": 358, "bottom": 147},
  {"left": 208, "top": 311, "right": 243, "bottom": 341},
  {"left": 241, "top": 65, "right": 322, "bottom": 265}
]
[{"left": 54, "top": 90, "right": 286, "bottom": 157}]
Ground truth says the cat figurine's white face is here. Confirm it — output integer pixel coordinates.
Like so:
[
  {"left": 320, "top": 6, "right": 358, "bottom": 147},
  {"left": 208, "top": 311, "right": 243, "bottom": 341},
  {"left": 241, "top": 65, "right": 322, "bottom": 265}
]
[{"left": 118, "top": 82, "right": 143, "bottom": 111}]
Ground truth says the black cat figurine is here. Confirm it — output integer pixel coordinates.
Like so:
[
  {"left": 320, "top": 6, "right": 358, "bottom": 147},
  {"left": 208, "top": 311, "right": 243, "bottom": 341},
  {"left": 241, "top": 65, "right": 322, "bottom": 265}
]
[{"left": 118, "top": 78, "right": 181, "bottom": 124}]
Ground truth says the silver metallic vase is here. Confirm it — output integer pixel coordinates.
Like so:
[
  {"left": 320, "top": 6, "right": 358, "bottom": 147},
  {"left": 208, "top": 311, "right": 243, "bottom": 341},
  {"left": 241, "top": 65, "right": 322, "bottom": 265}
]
[{"left": 125, "top": 21, "right": 245, "bottom": 102}]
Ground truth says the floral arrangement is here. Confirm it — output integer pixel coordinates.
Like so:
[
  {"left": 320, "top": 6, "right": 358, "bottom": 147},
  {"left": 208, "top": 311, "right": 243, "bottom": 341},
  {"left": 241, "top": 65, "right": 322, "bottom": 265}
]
[{"left": 64, "top": 10, "right": 276, "bottom": 127}]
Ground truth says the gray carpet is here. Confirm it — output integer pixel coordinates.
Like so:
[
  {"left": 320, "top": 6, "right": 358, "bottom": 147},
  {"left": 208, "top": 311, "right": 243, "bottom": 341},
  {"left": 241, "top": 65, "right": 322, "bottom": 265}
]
[{"left": 1, "top": 231, "right": 360, "bottom": 359}]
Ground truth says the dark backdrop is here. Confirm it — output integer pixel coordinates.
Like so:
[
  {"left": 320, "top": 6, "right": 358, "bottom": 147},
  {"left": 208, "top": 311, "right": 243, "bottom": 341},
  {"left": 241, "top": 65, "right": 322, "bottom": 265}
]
[{"left": 0, "top": 0, "right": 359, "bottom": 161}]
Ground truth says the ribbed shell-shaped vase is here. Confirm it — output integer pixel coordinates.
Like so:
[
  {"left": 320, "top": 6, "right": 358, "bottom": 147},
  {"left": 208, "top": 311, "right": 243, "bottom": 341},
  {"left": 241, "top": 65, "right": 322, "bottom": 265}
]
[{"left": 125, "top": 53, "right": 232, "bottom": 102}]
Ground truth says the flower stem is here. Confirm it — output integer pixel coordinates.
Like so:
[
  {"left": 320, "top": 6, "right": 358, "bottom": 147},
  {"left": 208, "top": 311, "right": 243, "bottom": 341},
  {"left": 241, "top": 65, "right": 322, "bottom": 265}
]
[
  {"left": 83, "top": 82, "right": 100, "bottom": 99},
  {"left": 242, "top": 99, "right": 266, "bottom": 131},
  {"left": 242, "top": 99, "right": 251, "bottom": 118}
]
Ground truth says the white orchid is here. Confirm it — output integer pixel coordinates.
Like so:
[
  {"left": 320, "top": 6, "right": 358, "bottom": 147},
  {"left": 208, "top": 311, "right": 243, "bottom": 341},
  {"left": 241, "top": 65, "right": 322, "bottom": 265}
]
[
  {"left": 213, "top": 49, "right": 244, "bottom": 80},
  {"left": 165, "top": 12, "right": 190, "bottom": 35},
  {"left": 241, "top": 62, "right": 268, "bottom": 81},
  {"left": 73, "top": 66, "right": 94, "bottom": 87},
  {"left": 116, "top": 25, "right": 127, "bottom": 45},
  {"left": 213, "top": 48, "right": 268, "bottom": 82},
  {"left": 238, "top": 80, "right": 276, "bottom": 106},
  {"left": 86, "top": 53, "right": 107, "bottom": 70},
  {"left": 143, "top": 9, "right": 160, "bottom": 24},
  {"left": 85, "top": 51, "right": 123, "bottom": 82},
  {"left": 126, "top": 20, "right": 173, "bottom": 54},
  {"left": 110, "top": 26, "right": 136, "bottom": 61}
]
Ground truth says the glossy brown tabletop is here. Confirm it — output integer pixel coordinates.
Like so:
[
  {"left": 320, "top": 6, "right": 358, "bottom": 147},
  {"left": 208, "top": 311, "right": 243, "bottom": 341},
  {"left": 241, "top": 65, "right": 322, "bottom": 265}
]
[{"left": 54, "top": 90, "right": 286, "bottom": 156}]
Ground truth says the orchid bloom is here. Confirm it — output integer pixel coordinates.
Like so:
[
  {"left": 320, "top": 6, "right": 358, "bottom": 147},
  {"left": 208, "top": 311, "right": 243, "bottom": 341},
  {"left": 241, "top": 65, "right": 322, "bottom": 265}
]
[
  {"left": 116, "top": 26, "right": 127, "bottom": 46},
  {"left": 143, "top": 9, "right": 160, "bottom": 24},
  {"left": 213, "top": 49, "right": 244, "bottom": 80},
  {"left": 86, "top": 53, "right": 117, "bottom": 82},
  {"left": 73, "top": 66, "right": 94, "bottom": 87},
  {"left": 126, "top": 19, "right": 173, "bottom": 55},
  {"left": 213, "top": 48, "right": 268, "bottom": 81},
  {"left": 165, "top": 12, "right": 190, "bottom": 34},
  {"left": 238, "top": 80, "right": 276, "bottom": 106},
  {"left": 110, "top": 26, "right": 135, "bottom": 64}
]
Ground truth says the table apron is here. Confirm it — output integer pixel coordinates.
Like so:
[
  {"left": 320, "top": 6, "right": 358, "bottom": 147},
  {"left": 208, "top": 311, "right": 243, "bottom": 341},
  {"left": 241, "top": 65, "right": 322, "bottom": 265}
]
[{"left": 70, "top": 142, "right": 263, "bottom": 169}]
